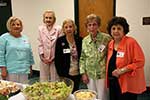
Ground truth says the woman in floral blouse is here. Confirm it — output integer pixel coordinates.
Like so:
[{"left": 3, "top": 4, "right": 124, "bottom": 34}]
[{"left": 79, "top": 14, "right": 111, "bottom": 100}]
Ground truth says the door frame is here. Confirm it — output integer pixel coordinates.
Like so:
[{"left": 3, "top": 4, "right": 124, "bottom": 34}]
[{"left": 0, "top": 0, "right": 12, "bottom": 35}]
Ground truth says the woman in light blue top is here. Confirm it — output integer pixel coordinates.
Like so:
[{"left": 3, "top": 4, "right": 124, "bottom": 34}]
[{"left": 0, "top": 16, "right": 34, "bottom": 83}]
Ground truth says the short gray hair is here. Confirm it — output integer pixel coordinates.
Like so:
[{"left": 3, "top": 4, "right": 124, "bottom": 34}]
[{"left": 85, "top": 13, "right": 101, "bottom": 27}]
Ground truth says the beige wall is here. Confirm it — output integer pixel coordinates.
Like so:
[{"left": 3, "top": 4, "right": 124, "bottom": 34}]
[
  {"left": 116, "top": 0, "right": 150, "bottom": 86},
  {"left": 11, "top": 0, "right": 74, "bottom": 70}
]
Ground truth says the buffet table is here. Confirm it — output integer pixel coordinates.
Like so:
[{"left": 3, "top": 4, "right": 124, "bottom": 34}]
[
  {"left": 1, "top": 80, "right": 99, "bottom": 100},
  {"left": 9, "top": 93, "right": 100, "bottom": 100},
  {"left": 9, "top": 93, "right": 75, "bottom": 100},
  {"left": 0, "top": 79, "right": 76, "bottom": 100}
]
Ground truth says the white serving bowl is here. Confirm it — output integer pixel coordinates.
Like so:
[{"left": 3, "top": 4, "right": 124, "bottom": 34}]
[{"left": 73, "top": 89, "right": 97, "bottom": 100}]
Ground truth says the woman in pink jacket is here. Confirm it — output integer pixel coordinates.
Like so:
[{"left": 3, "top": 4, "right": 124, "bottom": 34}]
[
  {"left": 38, "top": 10, "right": 62, "bottom": 81},
  {"left": 106, "top": 16, "right": 146, "bottom": 100}
]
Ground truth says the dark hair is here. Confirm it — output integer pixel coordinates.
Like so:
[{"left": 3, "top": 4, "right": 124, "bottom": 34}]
[{"left": 107, "top": 16, "right": 129, "bottom": 35}]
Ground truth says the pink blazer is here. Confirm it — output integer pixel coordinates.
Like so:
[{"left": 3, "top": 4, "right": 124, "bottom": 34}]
[
  {"left": 106, "top": 36, "right": 146, "bottom": 94},
  {"left": 38, "top": 24, "right": 61, "bottom": 62}
]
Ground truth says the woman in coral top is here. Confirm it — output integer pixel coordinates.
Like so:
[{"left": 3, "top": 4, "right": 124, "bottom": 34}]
[{"left": 106, "top": 16, "right": 146, "bottom": 100}]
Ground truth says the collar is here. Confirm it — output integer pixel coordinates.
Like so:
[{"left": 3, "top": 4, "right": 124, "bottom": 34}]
[
  {"left": 87, "top": 32, "right": 102, "bottom": 44},
  {"left": 109, "top": 36, "right": 127, "bottom": 50}
]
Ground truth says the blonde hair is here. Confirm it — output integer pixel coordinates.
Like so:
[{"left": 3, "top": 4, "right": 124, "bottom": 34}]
[
  {"left": 43, "top": 10, "right": 56, "bottom": 23},
  {"left": 6, "top": 16, "right": 23, "bottom": 32},
  {"left": 62, "top": 19, "right": 77, "bottom": 34},
  {"left": 85, "top": 14, "right": 101, "bottom": 27}
]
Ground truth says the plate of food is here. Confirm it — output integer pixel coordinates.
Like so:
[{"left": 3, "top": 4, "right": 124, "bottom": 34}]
[
  {"left": 0, "top": 80, "right": 23, "bottom": 99},
  {"left": 22, "top": 77, "right": 74, "bottom": 100}
]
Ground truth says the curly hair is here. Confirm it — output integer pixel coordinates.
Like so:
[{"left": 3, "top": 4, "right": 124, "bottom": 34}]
[{"left": 107, "top": 16, "right": 129, "bottom": 36}]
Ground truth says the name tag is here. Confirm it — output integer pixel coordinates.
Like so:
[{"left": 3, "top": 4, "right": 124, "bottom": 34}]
[
  {"left": 117, "top": 51, "right": 124, "bottom": 57},
  {"left": 63, "top": 49, "right": 70, "bottom": 54},
  {"left": 98, "top": 44, "right": 106, "bottom": 52}
]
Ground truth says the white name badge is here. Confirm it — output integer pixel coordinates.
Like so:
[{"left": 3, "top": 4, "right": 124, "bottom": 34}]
[
  {"left": 98, "top": 44, "right": 106, "bottom": 52},
  {"left": 63, "top": 49, "right": 71, "bottom": 54},
  {"left": 117, "top": 51, "right": 124, "bottom": 57}
]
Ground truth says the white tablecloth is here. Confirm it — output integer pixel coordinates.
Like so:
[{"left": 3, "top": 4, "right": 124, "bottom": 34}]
[{"left": 9, "top": 93, "right": 75, "bottom": 100}]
